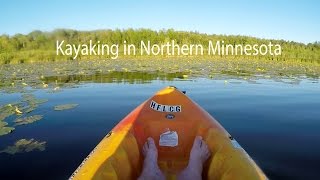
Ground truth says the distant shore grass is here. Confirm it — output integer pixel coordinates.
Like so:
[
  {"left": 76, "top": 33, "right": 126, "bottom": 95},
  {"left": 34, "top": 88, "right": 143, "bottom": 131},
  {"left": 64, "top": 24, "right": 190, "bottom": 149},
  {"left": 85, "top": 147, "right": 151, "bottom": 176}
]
[
  {"left": 1, "top": 49, "right": 320, "bottom": 65},
  {"left": 0, "top": 29, "right": 319, "bottom": 64}
]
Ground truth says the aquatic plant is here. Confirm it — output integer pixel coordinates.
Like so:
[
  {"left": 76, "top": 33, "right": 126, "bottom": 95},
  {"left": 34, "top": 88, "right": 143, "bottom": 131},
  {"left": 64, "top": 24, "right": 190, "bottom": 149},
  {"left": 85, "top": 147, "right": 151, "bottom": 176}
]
[
  {"left": 0, "top": 58, "right": 319, "bottom": 95},
  {"left": 14, "top": 115, "right": 43, "bottom": 126},
  {"left": 0, "top": 121, "right": 15, "bottom": 136},
  {"left": 54, "top": 104, "right": 78, "bottom": 111},
  {"left": 0, "top": 104, "right": 16, "bottom": 121},
  {"left": 0, "top": 138, "right": 46, "bottom": 154},
  {"left": 20, "top": 94, "right": 48, "bottom": 113}
]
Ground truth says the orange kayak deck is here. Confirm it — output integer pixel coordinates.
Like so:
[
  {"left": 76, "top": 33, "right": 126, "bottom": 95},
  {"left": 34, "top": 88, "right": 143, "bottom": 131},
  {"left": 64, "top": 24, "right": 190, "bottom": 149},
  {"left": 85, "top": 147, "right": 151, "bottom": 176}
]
[{"left": 71, "top": 86, "right": 267, "bottom": 180}]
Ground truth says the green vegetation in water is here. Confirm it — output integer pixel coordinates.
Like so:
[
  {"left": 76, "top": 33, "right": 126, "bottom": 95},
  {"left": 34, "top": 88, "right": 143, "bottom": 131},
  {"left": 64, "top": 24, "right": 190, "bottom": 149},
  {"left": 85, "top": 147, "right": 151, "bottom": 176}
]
[
  {"left": 14, "top": 115, "right": 43, "bottom": 126},
  {"left": 0, "top": 94, "right": 48, "bottom": 136},
  {"left": 0, "top": 58, "right": 319, "bottom": 95},
  {"left": 54, "top": 104, "right": 78, "bottom": 111},
  {"left": 0, "top": 138, "right": 46, "bottom": 154},
  {"left": 0, "top": 104, "right": 16, "bottom": 121},
  {"left": 0, "top": 121, "right": 15, "bottom": 136},
  {"left": 21, "top": 94, "right": 48, "bottom": 113},
  {"left": 0, "top": 104, "right": 17, "bottom": 136},
  {"left": 0, "top": 29, "right": 319, "bottom": 64},
  {"left": 0, "top": 91, "right": 80, "bottom": 138}
]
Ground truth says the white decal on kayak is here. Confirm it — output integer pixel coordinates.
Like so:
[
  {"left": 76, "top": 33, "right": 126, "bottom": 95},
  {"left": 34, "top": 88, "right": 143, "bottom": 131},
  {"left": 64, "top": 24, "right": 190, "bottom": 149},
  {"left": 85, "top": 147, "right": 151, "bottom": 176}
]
[
  {"left": 150, "top": 100, "right": 181, "bottom": 112},
  {"left": 159, "top": 130, "right": 178, "bottom": 147},
  {"left": 231, "top": 139, "right": 242, "bottom": 149}
]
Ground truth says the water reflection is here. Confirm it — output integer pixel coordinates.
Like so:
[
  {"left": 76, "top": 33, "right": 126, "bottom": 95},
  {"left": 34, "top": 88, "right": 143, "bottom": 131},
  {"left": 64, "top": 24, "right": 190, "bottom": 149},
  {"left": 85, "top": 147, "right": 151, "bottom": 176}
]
[{"left": 43, "top": 71, "right": 189, "bottom": 84}]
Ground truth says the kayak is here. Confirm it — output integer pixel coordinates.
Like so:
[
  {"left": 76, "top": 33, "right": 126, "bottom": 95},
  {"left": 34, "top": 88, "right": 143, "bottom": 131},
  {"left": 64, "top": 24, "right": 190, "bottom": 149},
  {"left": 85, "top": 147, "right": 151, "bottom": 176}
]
[{"left": 71, "top": 86, "right": 266, "bottom": 180}]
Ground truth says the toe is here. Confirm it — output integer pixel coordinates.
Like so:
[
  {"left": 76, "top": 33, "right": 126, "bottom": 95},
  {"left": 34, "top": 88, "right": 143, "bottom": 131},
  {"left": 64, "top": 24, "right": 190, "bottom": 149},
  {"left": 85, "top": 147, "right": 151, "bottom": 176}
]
[
  {"left": 144, "top": 140, "right": 148, "bottom": 149},
  {"left": 201, "top": 140, "right": 208, "bottom": 149},
  {"left": 147, "top": 137, "right": 156, "bottom": 148},
  {"left": 142, "top": 140, "right": 149, "bottom": 156},
  {"left": 206, "top": 151, "right": 211, "bottom": 159},
  {"left": 200, "top": 140, "right": 211, "bottom": 160},
  {"left": 193, "top": 136, "right": 203, "bottom": 148}
]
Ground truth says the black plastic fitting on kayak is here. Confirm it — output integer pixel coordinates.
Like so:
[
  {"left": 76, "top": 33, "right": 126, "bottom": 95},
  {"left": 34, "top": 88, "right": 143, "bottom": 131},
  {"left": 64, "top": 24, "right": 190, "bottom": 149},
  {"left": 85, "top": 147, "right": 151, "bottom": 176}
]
[
  {"left": 168, "top": 86, "right": 186, "bottom": 94},
  {"left": 106, "top": 131, "right": 113, "bottom": 138},
  {"left": 168, "top": 86, "right": 177, "bottom": 89}
]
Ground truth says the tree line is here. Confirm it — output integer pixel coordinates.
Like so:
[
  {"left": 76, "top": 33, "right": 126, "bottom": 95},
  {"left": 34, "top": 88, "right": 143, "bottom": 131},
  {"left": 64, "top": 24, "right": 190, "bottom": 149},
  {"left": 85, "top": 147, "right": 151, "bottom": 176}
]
[{"left": 0, "top": 28, "right": 319, "bottom": 64}]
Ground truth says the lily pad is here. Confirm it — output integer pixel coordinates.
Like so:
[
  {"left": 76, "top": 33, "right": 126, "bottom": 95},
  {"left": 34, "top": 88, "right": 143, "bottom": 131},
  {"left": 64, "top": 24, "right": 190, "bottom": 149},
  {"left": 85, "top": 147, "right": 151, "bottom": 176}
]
[
  {"left": 14, "top": 115, "right": 43, "bottom": 126},
  {"left": 0, "top": 112, "right": 13, "bottom": 122},
  {"left": 0, "top": 104, "right": 16, "bottom": 121},
  {"left": 33, "top": 99, "right": 48, "bottom": 104},
  {"left": 22, "top": 105, "right": 38, "bottom": 113},
  {"left": 54, "top": 104, "right": 78, "bottom": 111},
  {"left": 0, "top": 121, "right": 15, "bottom": 136},
  {"left": 22, "top": 94, "right": 48, "bottom": 104},
  {"left": 22, "top": 94, "right": 35, "bottom": 102},
  {"left": 0, "top": 138, "right": 46, "bottom": 155},
  {"left": 20, "top": 94, "right": 48, "bottom": 113}
]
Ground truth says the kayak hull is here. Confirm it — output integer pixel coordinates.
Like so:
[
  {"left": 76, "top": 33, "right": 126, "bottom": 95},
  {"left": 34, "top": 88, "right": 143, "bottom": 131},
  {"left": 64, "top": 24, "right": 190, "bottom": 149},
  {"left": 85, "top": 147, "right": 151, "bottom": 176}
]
[{"left": 71, "top": 87, "right": 266, "bottom": 180}]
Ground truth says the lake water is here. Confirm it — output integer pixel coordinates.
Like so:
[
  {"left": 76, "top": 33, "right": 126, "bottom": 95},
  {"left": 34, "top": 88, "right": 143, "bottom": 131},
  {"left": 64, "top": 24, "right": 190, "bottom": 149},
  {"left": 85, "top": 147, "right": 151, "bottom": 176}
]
[{"left": 0, "top": 75, "right": 320, "bottom": 180}]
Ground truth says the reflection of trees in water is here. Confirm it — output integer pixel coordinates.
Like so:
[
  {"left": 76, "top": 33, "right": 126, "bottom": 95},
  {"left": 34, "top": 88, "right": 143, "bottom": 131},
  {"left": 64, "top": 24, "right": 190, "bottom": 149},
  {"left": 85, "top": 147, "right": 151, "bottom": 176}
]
[{"left": 44, "top": 71, "right": 188, "bottom": 84}]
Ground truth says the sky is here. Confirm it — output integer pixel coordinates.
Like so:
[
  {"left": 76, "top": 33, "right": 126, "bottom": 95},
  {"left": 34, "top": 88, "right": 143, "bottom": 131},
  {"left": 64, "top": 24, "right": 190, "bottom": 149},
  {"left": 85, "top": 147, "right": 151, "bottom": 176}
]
[{"left": 0, "top": 0, "right": 319, "bottom": 44}]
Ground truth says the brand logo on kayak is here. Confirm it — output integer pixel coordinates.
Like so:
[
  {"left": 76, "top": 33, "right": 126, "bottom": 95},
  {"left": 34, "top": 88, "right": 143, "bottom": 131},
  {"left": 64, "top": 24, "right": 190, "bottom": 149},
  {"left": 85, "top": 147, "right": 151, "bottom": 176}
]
[
  {"left": 165, "top": 114, "right": 175, "bottom": 119},
  {"left": 150, "top": 100, "right": 181, "bottom": 112}
]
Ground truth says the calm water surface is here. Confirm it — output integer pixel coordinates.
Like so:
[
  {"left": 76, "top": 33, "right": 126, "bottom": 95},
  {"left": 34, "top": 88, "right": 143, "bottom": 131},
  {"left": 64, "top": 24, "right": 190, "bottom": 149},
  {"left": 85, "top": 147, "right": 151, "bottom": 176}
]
[{"left": 0, "top": 78, "right": 320, "bottom": 180}]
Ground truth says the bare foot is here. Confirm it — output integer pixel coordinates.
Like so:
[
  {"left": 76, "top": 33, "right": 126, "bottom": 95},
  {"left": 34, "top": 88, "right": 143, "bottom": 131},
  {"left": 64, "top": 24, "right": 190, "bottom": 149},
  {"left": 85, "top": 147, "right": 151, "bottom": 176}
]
[
  {"left": 138, "top": 137, "right": 165, "bottom": 180},
  {"left": 178, "top": 136, "right": 211, "bottom": 180}
]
